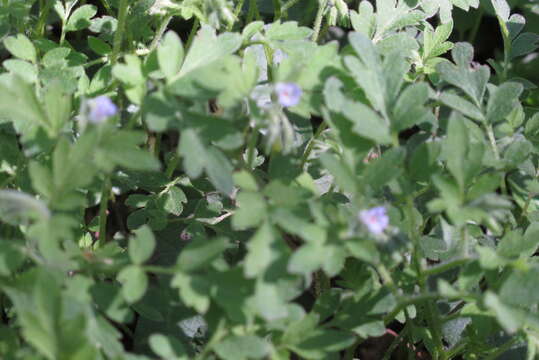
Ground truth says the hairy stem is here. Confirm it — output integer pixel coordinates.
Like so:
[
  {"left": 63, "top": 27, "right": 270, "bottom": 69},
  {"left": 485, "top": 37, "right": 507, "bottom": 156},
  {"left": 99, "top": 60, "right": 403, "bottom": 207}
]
[
  {"left": 149, "top": 14, "right": 173, "bottom": 52},
  {"left": 96, "top": 176, "right": 111, "bottom": 247},
  {"left": 467, "top": 7, "right": 484, "bottom": 44},
  {"left": 484, "top": 336, "right": 521, "bottom": 360},
  {"left": 185, "top": 18, "right": 200, "bottom": 51},
  {"left": 423, "top": 258, "right": 470, "bottom": 277},
  {"left": 111, "top": 0, "right": 129, "bottom": 65},
  {"left": 282, "top": 0, "right": 302, "bottom": 14},
  {"left": 311, "top": 0, "right": 327, "bottom": 42},
  {"left": 35, "top": 0, "right": 53, "bottom": 37},
  {"left": 301, "top": 122, "right": 327, "bottom": 168},
  {"left": 273, "top": 0, "right": 282, "bottom": 21}
]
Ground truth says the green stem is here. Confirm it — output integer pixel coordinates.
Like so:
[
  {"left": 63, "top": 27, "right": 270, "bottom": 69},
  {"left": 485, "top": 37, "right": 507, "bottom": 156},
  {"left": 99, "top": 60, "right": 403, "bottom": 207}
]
[
  {"left": 484, "top": 123, "right": 507, "bottom": 195},
  {"left": 83, "top": 57, "right": 108, "bottom": 68},
  {"left": 313, "top": 270, "right": 330, "bottom": 297},
  {"left": 282, "top": 0, "right": 302, "bottom": 13},
  {"left": 406, "top": 196, "right": 445, "bottom": 360},
  {"left": 143, "top": 265, "right": 178, "bottom": 274},
  {"left": 484, "top": 336, "right": 521, "bottom": 360},
  {"left": 149, "top": 15, "right": 173, "bottom": 53},
  {"left": 426, "top": 299, "right": 445, "bottom": 360},
  {"left": 96, "top": 176, "right": 111, "bottom": 247},
  {"left": 423, "top": 258, "right": 470, "bottom": 278},
  {"left": 185, "top": 18, "right": 200, "bottom": 51},
  {"left": 496, "top": 16, "right": 512, "bottom": 81},
  {"left": 273, "top": 0, "right": 282, "bottom": 21},
  {"left": 99, "top": 0, "right": 113, "bottom": 15},
  {"left": 343, "top": 336, "right": 365, "bottom": 360},
  {"left": 300, "top": 122, "right": 327, "bottom": 168},
  {"left": 318, "top": 17, "right": 330, "bottom": 41},
  {"left": 234, "top": 0, "right": 245, "bottom": 18},
  {"left": 35, "top": 0, "right": 53, "bottom": 38},
  {"left": 383, "top": 293, "right": 441, "bottom": 324},
  {"left": 377, "top": 264, "right": 399, "bottom": 297},
  {"left": 247, "top": 0, "right": 261, "bottom": 23},
  {"left": 165, "top": 154, "right": 180, "bottom": 179},
  {"left": 381, "top": 325, "right": 410, "bottom": 360},
  {"left": 246, "top": 126, "right": 260, "bottom": 169},
  {"left": 311, "top": 0, "right": 328, "bottom": 42},
  {"left": 194, "top": 319, "right": 227, "bottom": 360},
  {"left": 406, "top": 197, "right": 423, "bottom": 283},
  {"left": 467, "top": 7, "right": 484, "bottom": 44},
  {"left": 446, "top": 341, "right": 467, "bottom": 359},
  {"left": 59, "top": 24, "right": 67, "bottom": 45},
  {"left": 111, "top": 0, "right": 129, "bottom": 65},
  {"left": 485, "top": 123, "right": 500, "bottom": 161},
  {"left": 521, "top": 191, "right": 533, "bottom": 219}
]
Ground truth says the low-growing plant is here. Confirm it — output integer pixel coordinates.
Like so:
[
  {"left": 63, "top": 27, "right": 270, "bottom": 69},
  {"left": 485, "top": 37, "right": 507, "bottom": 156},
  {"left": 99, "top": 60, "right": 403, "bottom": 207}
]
[{"left": 1, "top": 0, "right": 539, "bottom": 359}]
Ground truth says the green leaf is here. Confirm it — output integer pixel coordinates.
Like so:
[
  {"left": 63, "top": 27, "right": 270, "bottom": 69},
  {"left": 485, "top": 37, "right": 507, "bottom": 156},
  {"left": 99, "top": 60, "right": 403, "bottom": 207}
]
[
  {"left": 288, "top": 329, "right": 355, "bottom": 359},
  {"left": 163, "top": 186, "right": 187, "bottom": 216},
  {"left": 363, "top": 147, "right": 406, "bottom": 191},
  {"left": 0, "top": 242, "right": 25, "bottom": 276},
  {"left": 342, "top": 100, "right": 391, "bottom": 144},
  {"left": 392, "top": 83, "right": 430, "bottom": 131},
  {"left": 423, "top": 21, "right": 454, "bottom": 60},
  {"left": 437, "top": 42, "right": 490, "bottom": 106},
  {"left": 319, "top": 153, "right": 357, "bottom": 194},
  {"left": 484, "top": 291, "right": 525, "bottom": 333},
  {"left": 440, "top": 92, "right": 484, "bottom": 122},
  {"left": 265, "top": 21, "right": 312, "bottom": 41},
  {"left": 178, "top": 129, "right": 235, "bottom": 196},
  {"left": 350, "top": 1, "right": 375, "bottom": 38},
  {"left": 486, "top": 82, "right": 523, "bottom": 124},
  {"left": 88, "top": 36, "right": 112, "bottom": 55},
  {"left": 503, "top": 137, "right": 533, "bottom": 166},
  {"left": 149, "top": 334, "right": 187, "bottom": 359},
  {"left": 158, "top": 31, "right": 184, "bottom": 80},
  {"left": 244, "top": 222, "right": 280, "bottom": 278},
  {"left": 3, "top": 59, "right": 38, "bottom": 83},
  {"left": 346, "top": 32, "right": 385, "bottom": 114},
  {"left": 491, "top": 0, "right": 510, "bottom": 22},
  {"left": 178, "top": 128, "right": 206, "bottom": 178},
  {"left": 176, "top": 26, "right": 241, "bottom": 78},
  {"left": 511, "top": 33, "right": 539, "bottom": 59},
  {"left": 214, "top": 335, "right": 271, "bottom": 360},
  {"left": 65, "top": 4, "right": 97, "bottom": 32},
  {"left": 205, "top": 147, "right": 234, "bottom": 196},
  {"left": 96, "top": 129, "right": 160, "bottom": 172},
  {"left": 497, "top": 224, "right": 539, "bottom": 259},
  {"left": 112, "top": 55, "right": 145, "bottom": 86},
  {"left": 288, "top": 242, "right": 326, "bottom": 275},
  {"left": 129, "top": 225, "right": 156, "bottom": 265},
  {"left": 117, "top": 265, "right": 148, "bottom": 303},
  {"left": 232, "top": 192, "right": 267, "bottom": 230},
  {"left": 43, "top": 80, "right": 72, "bottom": 135},
  {"left": 171, "top": 272, "right": 211, "bottom": 313},
  {"left": 0, "top": 190, "right": 50, "bottom": 225},
  {"left": 444, "top": 113, "right": 483, "bottom": 189},
  {"left": 0, "top": 74, "right": 50, "bottom": 134},
  {"left": 178, "top": 237, "right": 228, "bottom": 272},
  {"left": 3, "top": 34, "right": 37, "bottom": 63}
]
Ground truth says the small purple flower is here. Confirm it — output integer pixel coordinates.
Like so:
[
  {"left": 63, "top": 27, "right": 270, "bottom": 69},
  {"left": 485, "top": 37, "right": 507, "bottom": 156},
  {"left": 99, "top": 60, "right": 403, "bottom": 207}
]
[
  {"left": 88, "top": 96, "right": 117, "bottom": 123},
  {"left": 275, "top": 82, "right": 302, "bottom": 107},
  {"left": 359, "top": 206, "right": 389, "bottom": 235},
  {"left": 180, "top": 230, "right": 192, "bottom": 241}
]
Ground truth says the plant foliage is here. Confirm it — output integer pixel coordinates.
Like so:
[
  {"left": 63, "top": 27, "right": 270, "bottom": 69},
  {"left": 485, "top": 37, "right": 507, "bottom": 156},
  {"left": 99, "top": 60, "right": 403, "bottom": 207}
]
[{"left": 1, "top": 0, "right": 539, "bottom": 359}]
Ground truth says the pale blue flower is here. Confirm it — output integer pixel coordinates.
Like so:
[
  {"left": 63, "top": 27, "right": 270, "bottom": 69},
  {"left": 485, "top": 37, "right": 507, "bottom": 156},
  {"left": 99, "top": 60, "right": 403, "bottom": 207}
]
[
  {"left": 275, "top": 82, "right": 302, "bottom": 107},
  {"left": 359, "top": 206, "right": 389, "bottom": 235},
  {"left": 88, "top": 96, "right": 117, "bottom": 123}
]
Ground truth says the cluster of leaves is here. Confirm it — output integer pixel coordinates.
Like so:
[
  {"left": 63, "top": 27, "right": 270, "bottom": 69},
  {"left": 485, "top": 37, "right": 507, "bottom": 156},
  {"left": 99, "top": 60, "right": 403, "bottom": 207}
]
[{"left": 1, "top": 0, "right": 539, "bottom": 359}]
